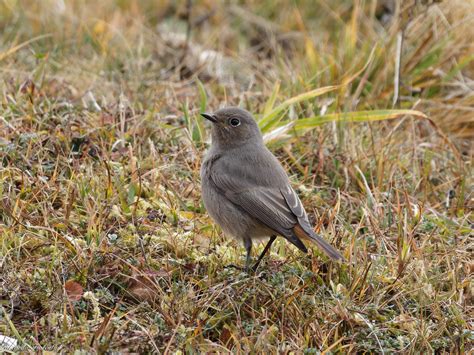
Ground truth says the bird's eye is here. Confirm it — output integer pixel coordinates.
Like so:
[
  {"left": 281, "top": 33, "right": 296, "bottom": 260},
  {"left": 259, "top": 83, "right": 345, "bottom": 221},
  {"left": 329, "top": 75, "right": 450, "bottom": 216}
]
[{"left": 229, "top": 118, "right": 241, "bottom": 127}]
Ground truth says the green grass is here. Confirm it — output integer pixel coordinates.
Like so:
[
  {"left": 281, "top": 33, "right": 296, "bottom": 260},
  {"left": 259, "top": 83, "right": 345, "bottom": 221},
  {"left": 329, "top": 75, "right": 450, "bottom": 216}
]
[{"left": 0, "top": 0, "right": 472, "bottom": 353}]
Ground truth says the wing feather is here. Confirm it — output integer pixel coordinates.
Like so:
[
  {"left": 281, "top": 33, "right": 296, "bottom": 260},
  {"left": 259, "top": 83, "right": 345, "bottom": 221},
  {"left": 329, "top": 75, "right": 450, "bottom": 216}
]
[
  {"left": 208, "top": 149, "right": 342, "bottom": 259},
  {"left": 282, "top": 186, "right": 345, "bottom": 261}
]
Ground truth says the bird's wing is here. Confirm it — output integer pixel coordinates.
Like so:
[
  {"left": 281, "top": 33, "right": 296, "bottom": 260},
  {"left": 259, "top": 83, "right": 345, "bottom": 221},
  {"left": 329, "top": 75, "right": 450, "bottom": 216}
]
[
  {"left": 281, "top": 185, "right": 345, "bottom": 261},
  {"left": 209, "top": 156, "right": 307, "bottom": 251},
  {"left": 280, "top": 184, "right": 311, "bottom": 231},
  {"left": 209, "top": 149, "right": 344, "bottom": 261},
  {"left": 226, "top": 187, "right": 308, "bottom": 252},
  {"left": 210, "top": 156, "right": 302, "bottom": 234}
]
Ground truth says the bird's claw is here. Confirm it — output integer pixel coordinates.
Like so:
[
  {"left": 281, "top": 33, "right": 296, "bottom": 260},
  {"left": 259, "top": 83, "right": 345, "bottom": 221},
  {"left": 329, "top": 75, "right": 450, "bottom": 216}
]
[
  {"left": 224, "top": 263, "right": 258, "bottom": 274},
  {"left": 224, "top": 264, "right": 245, "bottom": 271}
]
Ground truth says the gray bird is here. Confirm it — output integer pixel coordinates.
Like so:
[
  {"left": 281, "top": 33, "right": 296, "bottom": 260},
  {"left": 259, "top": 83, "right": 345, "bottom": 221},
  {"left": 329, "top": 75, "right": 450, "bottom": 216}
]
[{"left": 200, "top": 107, "right": 344, "bottom": 271}]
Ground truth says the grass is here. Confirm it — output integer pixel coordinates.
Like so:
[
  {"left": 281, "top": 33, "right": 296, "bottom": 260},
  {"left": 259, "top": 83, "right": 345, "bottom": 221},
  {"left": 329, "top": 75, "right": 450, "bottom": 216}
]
[{"left": 0, "top": 0, "right": 472, "bottom": 352}]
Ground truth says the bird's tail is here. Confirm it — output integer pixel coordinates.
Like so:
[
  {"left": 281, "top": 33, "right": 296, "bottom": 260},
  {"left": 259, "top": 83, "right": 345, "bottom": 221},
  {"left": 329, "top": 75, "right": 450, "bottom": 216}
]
[{"left": 294, "top": 224, "right": 345, "bottom": 262}]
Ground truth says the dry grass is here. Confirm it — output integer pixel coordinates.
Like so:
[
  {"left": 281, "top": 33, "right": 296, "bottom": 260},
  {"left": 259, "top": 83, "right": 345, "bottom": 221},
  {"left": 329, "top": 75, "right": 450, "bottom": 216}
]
[{"left": 0, "top": 0, "right": 472, "bottom": 353}]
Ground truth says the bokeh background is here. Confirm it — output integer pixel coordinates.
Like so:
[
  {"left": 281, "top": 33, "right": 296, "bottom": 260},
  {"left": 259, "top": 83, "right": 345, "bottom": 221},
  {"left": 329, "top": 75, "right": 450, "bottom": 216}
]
[{"left": 0, "top": 0, "right": 472, "bottom": 352}]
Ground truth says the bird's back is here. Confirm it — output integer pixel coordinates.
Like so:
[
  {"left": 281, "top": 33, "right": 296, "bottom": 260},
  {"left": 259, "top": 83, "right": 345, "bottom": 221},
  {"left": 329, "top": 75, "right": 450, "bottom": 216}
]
[{"left": 210, "top": 142, "right": 290, "bottom": 190}]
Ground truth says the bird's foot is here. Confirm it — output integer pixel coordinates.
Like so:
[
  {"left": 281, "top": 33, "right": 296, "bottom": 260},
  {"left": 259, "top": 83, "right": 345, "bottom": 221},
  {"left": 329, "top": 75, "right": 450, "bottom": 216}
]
[
  {"left": 224, "top": 264, "right": 246, "bottom": 271},
  {"left": 224, "top": 263, "right": 258, "bottom": 274}
]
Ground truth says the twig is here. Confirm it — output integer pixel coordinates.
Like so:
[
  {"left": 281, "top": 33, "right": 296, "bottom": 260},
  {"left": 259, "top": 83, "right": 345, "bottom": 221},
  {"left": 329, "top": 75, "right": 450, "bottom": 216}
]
[
  {"left": 392, "top": 30, "right": 404, "bottom": 108},
  {"left": 177, "top": 0, "right": 193, "bottom": 77}
]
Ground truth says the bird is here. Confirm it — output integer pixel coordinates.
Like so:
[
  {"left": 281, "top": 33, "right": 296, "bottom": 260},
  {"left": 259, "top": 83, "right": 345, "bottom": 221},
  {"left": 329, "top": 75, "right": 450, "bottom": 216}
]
[{"left": 200, "top": 107, "right": 345, "bottom": 271}]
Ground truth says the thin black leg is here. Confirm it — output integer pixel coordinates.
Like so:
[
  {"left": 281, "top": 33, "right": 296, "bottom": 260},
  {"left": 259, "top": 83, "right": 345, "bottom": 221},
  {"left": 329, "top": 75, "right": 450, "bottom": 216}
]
[
  {"left": 252, "top": 235, "right": 277, "bottom": 271},
  {"left": 244, "top": 239, "right": 252, "bottom": 271},
  {"left": 224, "top": 238, "right": 252, "bottom": 272}
]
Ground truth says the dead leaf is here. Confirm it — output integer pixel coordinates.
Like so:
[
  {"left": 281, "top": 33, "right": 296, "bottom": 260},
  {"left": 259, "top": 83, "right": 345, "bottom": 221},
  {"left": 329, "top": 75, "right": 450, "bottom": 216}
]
[
  {"left": 127, "top": 269, "right": 167, "bottom": 302},
  {"left": 64, "top": 280, "right": 83, "bottom": 302},
  {"left": 219, "top": 326, "right": 234, "bottom": 348}
]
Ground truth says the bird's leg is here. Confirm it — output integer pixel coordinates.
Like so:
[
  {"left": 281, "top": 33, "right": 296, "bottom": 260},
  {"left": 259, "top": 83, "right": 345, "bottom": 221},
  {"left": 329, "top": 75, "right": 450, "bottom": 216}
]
[
  {"left": 224, "top": 238, "right": 252, "bottom": 272},
  {"left": 252, "top": 235, "right": 277, "bottom": 271},
  {"left": 244, "top": 238, "right": 252, "bottom": 272}
]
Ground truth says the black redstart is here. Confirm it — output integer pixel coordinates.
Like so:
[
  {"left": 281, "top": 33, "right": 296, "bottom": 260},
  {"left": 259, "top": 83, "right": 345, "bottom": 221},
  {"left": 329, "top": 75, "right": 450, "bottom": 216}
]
[{"left": 200, "top": 107, "right": 344, "bottom": 271}]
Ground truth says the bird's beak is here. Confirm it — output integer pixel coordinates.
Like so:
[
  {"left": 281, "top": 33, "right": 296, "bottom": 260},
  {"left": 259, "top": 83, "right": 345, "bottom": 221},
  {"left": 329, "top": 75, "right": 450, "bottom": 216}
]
[{"left": 201, "top": 113, "right": 217, "bottom": 123}]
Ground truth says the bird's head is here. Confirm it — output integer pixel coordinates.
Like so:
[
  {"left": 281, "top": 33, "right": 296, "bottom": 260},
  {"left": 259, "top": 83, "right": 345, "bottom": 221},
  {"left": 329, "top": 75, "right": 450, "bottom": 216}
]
[{"left": 201, "top": 107, "right": 263, "bottom": 149}]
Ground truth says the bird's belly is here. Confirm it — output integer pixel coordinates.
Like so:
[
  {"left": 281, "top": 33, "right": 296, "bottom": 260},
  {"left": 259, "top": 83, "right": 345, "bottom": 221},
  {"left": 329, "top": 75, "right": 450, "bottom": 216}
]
[{"left": 201, "top": 181, "right": 273, "bottom": 241}]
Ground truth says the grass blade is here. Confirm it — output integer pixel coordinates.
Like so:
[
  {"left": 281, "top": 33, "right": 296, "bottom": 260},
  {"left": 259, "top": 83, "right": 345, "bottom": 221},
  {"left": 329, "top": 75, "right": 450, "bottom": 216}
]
[
  {"left": 291, "top": 109, "right": 427, "bottom": 131},
  {"left": 263, "top": 80, "right": 281, "bottom": 117},
  {"left": 259, "top": 85, "right": 340, "bottom": 133}
]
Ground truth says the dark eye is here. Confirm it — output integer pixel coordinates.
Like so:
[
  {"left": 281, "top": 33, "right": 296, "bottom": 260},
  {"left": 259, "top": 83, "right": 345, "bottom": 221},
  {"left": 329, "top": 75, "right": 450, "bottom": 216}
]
[{"left": 229, "top": 118, "right": 240, "bottom": 127}]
